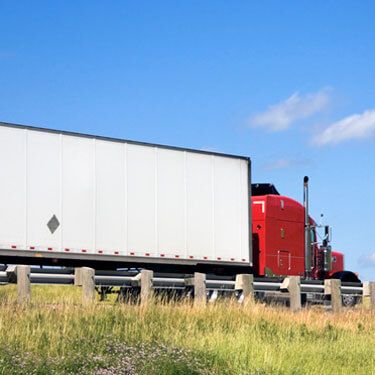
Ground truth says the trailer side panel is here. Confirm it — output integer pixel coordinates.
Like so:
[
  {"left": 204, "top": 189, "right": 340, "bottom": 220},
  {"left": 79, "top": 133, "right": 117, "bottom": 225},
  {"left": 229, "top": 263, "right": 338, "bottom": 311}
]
[{"left": 0, "top": 124, "right": 251, "bottom": 267}]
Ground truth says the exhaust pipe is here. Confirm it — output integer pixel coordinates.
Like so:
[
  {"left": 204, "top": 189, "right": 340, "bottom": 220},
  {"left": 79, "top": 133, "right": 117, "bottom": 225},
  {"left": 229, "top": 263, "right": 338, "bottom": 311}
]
[{"left": 303, "top": 176, "right": 312, "bottom": 279}]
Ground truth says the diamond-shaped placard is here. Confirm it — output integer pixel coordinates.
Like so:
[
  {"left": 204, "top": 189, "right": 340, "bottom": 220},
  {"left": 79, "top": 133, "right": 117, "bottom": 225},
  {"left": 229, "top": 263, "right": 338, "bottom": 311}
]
[{"left": 47, "top": 215, "right": 60, "bottom": 234}]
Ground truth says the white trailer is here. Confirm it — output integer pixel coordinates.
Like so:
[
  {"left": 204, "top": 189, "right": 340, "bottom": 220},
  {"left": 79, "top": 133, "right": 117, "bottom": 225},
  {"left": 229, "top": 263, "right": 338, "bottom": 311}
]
[{"left": 0, "top": 122, "right": 251, "bottom": 273}]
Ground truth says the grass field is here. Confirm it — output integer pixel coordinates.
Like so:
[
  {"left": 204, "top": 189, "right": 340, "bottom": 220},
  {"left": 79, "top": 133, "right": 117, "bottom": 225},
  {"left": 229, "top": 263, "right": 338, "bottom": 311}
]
[{"left": 0, "top": 285, "right": 373, "bottom": 375}]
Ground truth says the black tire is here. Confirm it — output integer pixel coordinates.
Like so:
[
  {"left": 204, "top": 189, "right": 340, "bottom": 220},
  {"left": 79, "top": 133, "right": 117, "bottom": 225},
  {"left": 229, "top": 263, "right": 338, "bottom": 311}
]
[
  {"left": 341, "top": 294, "right": 361, "bottom": 307},
  {"left": 330, "top": 270, "right": 361, "bottom": 307},
  {"left": 330, "top": 270, "right": 361, "bottom": 283}
]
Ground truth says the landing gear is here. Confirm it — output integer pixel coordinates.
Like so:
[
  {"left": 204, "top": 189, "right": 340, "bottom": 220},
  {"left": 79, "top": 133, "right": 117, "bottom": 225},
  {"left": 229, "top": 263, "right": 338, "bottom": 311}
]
[{"left": 95, "top": 286, "right": 115, "bottom": 301}]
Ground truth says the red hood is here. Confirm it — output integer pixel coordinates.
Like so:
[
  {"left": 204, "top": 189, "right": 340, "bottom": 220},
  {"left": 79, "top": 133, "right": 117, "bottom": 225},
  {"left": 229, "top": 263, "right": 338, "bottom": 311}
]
[{"left": 330, "top": 251, "right": 344, "bottom": 276}]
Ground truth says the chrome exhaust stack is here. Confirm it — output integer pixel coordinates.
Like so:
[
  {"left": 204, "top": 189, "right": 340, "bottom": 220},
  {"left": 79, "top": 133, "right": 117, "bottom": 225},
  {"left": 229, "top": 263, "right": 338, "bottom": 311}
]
[{"left": 303, "top": 176, "right": 312, "bottom": 279}]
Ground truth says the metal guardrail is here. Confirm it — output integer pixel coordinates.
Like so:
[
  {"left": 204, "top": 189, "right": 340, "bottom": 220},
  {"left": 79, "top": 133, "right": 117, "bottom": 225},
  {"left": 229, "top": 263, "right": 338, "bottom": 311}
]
[
  {"left": 5, "top": 266, "right": 375, "bottom": 312},
  {"left": 0, "top": 267, "right": 363, "bottom": 296}
]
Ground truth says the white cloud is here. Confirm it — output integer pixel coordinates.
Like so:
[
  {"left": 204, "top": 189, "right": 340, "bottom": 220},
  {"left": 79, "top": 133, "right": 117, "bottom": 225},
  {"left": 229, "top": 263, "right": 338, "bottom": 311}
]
[
  {"left": 358, "top": 252, "right": 375, "bottom": 268},
  {"left": 263, "top": 157, "right": 311, "bottom": 171},
  {"left": 313, "top": 110, "right": 375, "bottom": 146},
  {"left": 250, "top": 89, "right": 330, "bottom": 131}
]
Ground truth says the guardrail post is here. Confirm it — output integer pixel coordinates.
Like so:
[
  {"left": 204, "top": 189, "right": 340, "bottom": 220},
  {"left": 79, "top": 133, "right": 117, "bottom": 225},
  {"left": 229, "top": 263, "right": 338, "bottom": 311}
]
[
  {"left": 17, "top": 265, "right": 31, "bottom": 305},
  {"left": 324, "top": 279, "right": 341, "bottom": 312},
  {"left": 74, "top": 268, "right": 83, "bottom": 286},
  {"left": 140, "top": 269, "right": 153, "bottom": 305},
  {"left": 363, "top": 281, "right": 375, "bottom": 309},
  {"left": 194, "top": 272, "right": 206, "bottom": 307},
  {"left": 235, "top": 274, "right": 254, "bottom": 304},
  {"left": 281, "top": 276, "right": 301, "bottom": 311},
  {"left": 81, "top": 267, "right": 95, "bottom": 305}
]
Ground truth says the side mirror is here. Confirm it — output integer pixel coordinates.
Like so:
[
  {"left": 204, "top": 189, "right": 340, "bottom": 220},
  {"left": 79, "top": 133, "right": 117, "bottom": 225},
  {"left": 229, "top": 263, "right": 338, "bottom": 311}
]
[{"left": 324, "top": 225, "right": 332, "bottom": 243}]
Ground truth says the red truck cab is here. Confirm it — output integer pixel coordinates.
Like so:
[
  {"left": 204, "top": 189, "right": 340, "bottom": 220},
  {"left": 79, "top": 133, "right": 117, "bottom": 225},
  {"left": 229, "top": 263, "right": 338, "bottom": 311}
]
[
  {"left": 251, "top": 183, "right": 355, "bottom": 281},
  {"left": 252, "top": 194, "right": 305, "bottom": 277}
]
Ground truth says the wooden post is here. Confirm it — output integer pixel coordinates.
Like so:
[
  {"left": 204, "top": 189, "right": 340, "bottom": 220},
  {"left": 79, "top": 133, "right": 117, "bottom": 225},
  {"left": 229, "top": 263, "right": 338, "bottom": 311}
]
[
  {"left": 235, "top": 274, "right": 254, "bottom": 304},
  {"left": 194, "top": 272, "right": 206, "bottom": 307},
  {"left": 140, "top": 269, "right": 153, "bottom": 305},
  {"left": 281, "top": 276, "right": 301, "bottom": 311},
  {"left": 324, "top": 279, "right": 342, "bottom": 313},
  {"left": 17, "top": 265, "right": 31, "bottom": 305},
  {"left": 81, "top": 267, "right": 95, "bottom": 305},
  {"left": 363, "top": 281, "right": 375, "bottom": 309}
]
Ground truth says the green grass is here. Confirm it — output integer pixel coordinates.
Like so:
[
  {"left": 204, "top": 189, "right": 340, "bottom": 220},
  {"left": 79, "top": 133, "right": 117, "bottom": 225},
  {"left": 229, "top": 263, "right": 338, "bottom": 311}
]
[{"left": 0, "top": 285, "right": 373, "bottom": 374}]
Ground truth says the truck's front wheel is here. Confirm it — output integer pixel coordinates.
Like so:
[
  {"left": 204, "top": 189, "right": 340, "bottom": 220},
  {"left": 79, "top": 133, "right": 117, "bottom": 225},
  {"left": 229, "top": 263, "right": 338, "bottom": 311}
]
[
  {"left": 341, "top": 294, "right": 361, "bottom": 307},
  {"left": 330, "top": 271, "right": 361, "bottom": 307}
]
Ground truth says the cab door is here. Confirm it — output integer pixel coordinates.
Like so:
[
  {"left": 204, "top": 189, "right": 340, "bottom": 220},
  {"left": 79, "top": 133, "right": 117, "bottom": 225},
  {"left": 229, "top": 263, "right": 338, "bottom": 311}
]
[{"left": 277, "top": 250, "right": 290, "bottom": 275}]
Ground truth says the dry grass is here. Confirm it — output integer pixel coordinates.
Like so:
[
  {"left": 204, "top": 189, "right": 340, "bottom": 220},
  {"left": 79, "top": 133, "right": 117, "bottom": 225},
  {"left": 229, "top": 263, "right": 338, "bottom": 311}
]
[{"left": 0, "top": 285, "right": 373, "bottom": 374}]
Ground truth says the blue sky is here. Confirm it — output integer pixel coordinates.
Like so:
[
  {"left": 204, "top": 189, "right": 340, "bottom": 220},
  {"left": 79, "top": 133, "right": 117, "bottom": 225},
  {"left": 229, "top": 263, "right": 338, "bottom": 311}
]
[{"left": 1, "top": 1, "right": 374, "bottom": 280}]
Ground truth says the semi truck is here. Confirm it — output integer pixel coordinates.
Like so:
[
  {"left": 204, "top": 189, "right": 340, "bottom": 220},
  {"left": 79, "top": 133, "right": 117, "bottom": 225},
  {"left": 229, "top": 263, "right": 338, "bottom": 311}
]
[{"left": 0, "top": 122, "right": 359, "bottom": 287}]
